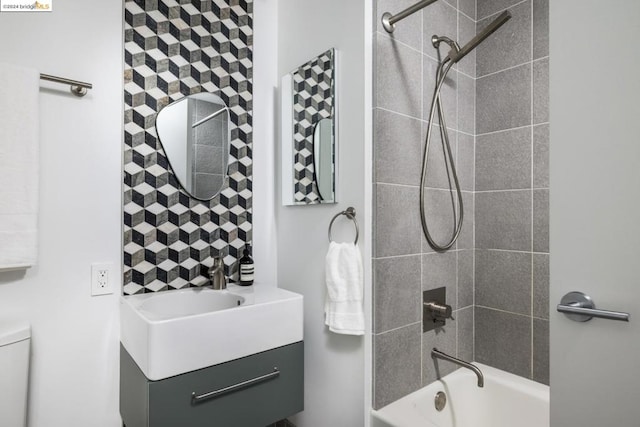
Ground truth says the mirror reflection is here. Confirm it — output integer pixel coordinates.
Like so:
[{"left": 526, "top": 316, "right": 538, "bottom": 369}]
[
  {"left": 282, "top": 48, "right": 336, "bottom": 205},
  {"left": 156, "top": 93, "right": 229, "bottom": 200},
  {"left": 313, "top": 118, "right": 334, "bottom": 202}
]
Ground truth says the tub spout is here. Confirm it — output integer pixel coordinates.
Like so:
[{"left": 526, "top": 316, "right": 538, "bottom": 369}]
[{"left": 431, "top": 348, "right": 484, "bottom": 387}]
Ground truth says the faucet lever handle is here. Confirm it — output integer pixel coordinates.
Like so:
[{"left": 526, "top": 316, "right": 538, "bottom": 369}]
[{"left": 424, "top": 301, "right": 454, "bottom": 321}]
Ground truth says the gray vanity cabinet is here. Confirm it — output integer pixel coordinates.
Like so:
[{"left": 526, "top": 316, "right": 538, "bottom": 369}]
[{"left": 120, "top": 342, "right": 304, "bottom": 427}]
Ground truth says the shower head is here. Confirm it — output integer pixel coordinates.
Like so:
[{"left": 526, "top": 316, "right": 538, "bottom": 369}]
[
  {"left": 447, "top": 10, "right": 512, "bottom": 64},
  {"left": 432, "top": 35, "right": 461, "bottom": 55}
]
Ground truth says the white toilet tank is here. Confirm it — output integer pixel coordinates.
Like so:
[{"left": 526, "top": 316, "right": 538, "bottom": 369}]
[{"left": 0, "top": 320, "right": 31, "bottom": 427}]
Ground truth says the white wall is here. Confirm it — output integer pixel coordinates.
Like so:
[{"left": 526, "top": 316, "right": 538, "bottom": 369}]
[
  {"left": 0, "top": 1, "right": 122, "bottom": 425},
  {"left": 275, "top": 1, "right": 367, "bottom": 425},
  {"left": 252, "top": 0, "right": 279, "bottom": 287}
]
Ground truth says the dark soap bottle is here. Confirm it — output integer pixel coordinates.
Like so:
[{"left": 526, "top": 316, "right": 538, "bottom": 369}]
[{"left": 239, "top": 245, "right": 254, "bottom": 286}]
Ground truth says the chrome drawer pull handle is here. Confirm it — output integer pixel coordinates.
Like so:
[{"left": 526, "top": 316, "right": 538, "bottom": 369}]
[
  {"left": 557, "top": 291, "right": 630, "bottom": 322},
  {"left": 191, "top": 367, "right": 280, "bottom": 404}
]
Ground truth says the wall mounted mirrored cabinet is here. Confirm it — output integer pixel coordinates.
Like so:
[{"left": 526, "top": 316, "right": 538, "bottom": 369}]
[
  {"left": 155, "top": 93, "right": 230, "bottom": 201},
  {"left": 281, "top": 48, "right": 337, "bottom": 205}
]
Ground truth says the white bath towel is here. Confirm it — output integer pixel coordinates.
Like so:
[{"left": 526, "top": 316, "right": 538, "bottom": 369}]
[
  {"left": 325, "top": 242, "right": 364, "bottom": 335},
  {"left": 0, "top": 63, "right": 39, "bottom": 270}
]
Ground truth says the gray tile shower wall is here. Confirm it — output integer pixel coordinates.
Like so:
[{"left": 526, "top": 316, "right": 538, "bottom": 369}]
[
  {"left": 474, "top": 0, "right": 549, "bottom": 385},
  {"left": 476, "top": 1, "right": 531, "bottom": 77},
  {"left": 475, "top": 306, "right": 531, "bottom": 378},
  {"left": 123, "top": 0, "right": 253, "bottom": 295},
  {"left": 373, "top": 323, "right": 422, "bottom": 409},
  {"left": 372, "top": 0, "right": 476, "bottom": 409},
  {"left": 372, "top": 0, "right": 549, "bottom": 408}
]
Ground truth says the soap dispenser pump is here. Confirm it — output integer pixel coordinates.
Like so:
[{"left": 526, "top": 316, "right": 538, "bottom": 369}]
[{"left": 239, "top": 244, "right": 254, "bottom": 286}]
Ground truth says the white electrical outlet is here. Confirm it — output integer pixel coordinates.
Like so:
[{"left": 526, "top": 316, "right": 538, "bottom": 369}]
[{"left": 91, "top": 263, "right": 114, "bottom": 296}]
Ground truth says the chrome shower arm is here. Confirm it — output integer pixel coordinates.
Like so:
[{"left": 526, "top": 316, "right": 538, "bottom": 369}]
[
  {"left": 447, "top": 10, "right": 512, "bottom": 63},
  {"left": 381, "top": 0, "right": 438, "bottom": 33}
]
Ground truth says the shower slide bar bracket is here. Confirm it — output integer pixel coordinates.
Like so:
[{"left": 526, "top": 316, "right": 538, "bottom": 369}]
[
  {"left": 381, "top": 0, "right": 438, "bottom": 33},
  {"left": 40, "top": 73, "right": 93, "bottom": 97}
]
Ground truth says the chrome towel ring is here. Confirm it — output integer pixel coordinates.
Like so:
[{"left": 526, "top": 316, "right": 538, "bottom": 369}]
[{"left": 328, "top": 207, "right": 359, "bottom": 245}]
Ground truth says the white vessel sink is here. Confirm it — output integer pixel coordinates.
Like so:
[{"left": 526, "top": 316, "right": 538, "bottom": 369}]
[{"left": 120, "top": 285, "right": 303, "bottom": 381}]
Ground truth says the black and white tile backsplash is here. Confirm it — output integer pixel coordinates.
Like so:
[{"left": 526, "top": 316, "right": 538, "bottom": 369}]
[
  {"left": 123, "top": 0, "right": 253, "bottom": 295},
  {"left": 291, "top": 49, "right": 334, "bottom": 204}
]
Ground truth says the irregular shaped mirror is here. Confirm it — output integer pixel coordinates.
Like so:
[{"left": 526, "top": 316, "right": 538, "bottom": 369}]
[
  {"left": 281, "top": 48, "right": 336, "bottom": 205},
  {"left": 156, "top": 93, "right": 229, "bottom": 200}
]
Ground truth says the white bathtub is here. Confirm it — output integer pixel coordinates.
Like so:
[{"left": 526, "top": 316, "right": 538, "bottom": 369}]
[{"left": 371, "top": 363, "right": 549, "bottom": 427}]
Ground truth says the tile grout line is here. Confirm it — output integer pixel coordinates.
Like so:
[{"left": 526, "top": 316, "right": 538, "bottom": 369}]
[
  {"left": 374, "top": 31, "right": 377, "bottom": 113},
  {"left": 477, "top": 61, "right": 529, "bottom": 80},
  {"left": 419, "top": 6, "right": 424, "bottom": 387},
  {"left": 373, "top": 321, "right": 423, "bottom": 338},
  {"left": 373, "top": 106, "right": 478, "bottom": 138},
  {"left": 476, "top": 304, "right": 532, "bottom": 319},
  {"left": 474, "top": 0, "right": 477, "bottom": 24},
  {"left": 371, "top": 24, "right": 378, "bottom": 403},
  {"left": 471, "top": 0, "right": 476, "bottom": 362},
  {"left": 478, "top": 247, "right": 549, "bottom": 255},
  {"left": 376, "top": 30, "right": 429, "bottom": 61},
  {"left": 376, "top": 181, "right": 476, "bottom": 193},
  {"left": 476, "top": 123, "right": 534, "bottom": 137},
  {"left": 478, "top": 0, "right": 529, "bottom": 22},
  {"left": 373, "top": 106, "right": 421, "bottom": 124},
  {"left": 476, "top": 55, "right": 548, "bottom": 81},
  {"left": 530, "top": 0, "right": 535, "bottom": 380},
  {"left": 455, "top": 1, "right": 460, "bottom": 360},
  {"left": 475, "top": 188, "right": 538, "bottom": 193},
  {"left": 374, "top": 253, "right": 424, "bottom": 261},
  {"left": 481, "top": 54, "right": 549, "bottom": 79},
  {"left": 458, "top": 7, "right": 476, "bottom": 24}
]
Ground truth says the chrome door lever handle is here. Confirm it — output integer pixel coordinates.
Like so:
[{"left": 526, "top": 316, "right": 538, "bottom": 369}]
[{"left": 557, "top": 291, "right": 630, "bottom": 322}]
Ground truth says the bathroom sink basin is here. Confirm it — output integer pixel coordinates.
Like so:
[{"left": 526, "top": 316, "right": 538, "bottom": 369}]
[
  {"left": 137, "top": 289, "right": 244, "bottom": 320},
  {"left": 120, "top": 285, "right": 303, "bottom": 381}
]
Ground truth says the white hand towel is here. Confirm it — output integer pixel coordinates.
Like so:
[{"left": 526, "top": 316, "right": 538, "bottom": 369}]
[
  {"left": 325, "top": 241, "right": 364, "bottom": 335},
  {"left": 0, "top": 63, "right": 39, "bottom": 270}
]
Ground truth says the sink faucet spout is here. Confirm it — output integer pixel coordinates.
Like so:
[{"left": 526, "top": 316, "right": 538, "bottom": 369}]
[{"left": 208, "top": 256, "right": 227, "bottom": 290}]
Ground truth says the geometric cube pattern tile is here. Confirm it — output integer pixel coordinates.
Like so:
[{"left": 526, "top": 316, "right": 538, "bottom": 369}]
[
  {"left": 291, "top": 49, "right": 334, "bottom": 204},
  {"left": 123, "top": 0, "right": 253, "bottom": 295}
]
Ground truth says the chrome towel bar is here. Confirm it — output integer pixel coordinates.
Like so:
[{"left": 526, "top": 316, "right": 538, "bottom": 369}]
[
  {"left": 40, "top": 73, "right": 92, "bottom": 97},
  {"left": 557, "top": 291, "right": 630, "bottom": 322}
]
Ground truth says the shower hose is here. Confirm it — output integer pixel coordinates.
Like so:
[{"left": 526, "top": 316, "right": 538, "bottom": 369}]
[{"left": 420, "top": 51, "right": 464, "bottom": 251}]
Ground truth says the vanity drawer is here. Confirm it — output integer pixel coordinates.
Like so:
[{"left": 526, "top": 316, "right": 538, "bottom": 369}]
[{"left": 121, "top": 341, "right": 304, "bottom": 427}]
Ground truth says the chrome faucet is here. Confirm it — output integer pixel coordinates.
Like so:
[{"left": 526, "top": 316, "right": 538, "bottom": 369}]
[
  {"left": 208, "top": 256, "right": 227, "bottom": 290},
  {"left": 431, "top": 348, "right": 484, "bottom": 387}
]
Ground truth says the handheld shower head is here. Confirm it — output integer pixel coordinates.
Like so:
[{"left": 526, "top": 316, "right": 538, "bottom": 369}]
[
  {"left": 447, "top": 10, "right": 512, "bottom": 64},
  {"left": 432, "top": 35, "right": 461, "bottom": 61},
  {"left": 420, "top": 10, "right": 511, "bottom": 251}
]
